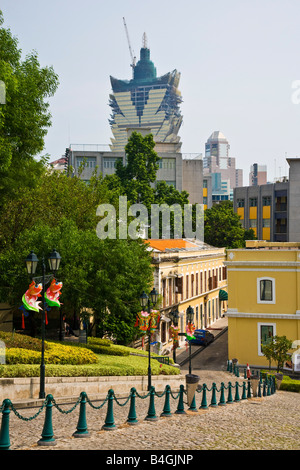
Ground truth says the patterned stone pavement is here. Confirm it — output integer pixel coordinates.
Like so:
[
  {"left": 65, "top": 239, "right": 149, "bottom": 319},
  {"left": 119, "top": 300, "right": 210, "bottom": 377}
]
[{"left": 4, "top": 370, "right": 300, "bottom": 452}]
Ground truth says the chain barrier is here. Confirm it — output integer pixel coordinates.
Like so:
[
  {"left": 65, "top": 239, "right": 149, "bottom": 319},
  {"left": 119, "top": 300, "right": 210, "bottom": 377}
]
[{"left": 0, "top": 375, "right": 277, "bottom": 450}]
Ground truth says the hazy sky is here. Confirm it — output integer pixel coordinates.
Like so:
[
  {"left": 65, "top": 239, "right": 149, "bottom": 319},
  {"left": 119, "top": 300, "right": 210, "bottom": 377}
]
[{"left": 2, "top": 0, "right": 300, "bottom": 184}]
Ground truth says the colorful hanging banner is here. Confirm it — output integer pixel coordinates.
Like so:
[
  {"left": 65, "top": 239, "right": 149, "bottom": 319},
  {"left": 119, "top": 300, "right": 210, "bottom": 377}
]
[
  {"left": 22, "top": 281, "right": 42, "bottom": 313},
  {"left": 169, "top": 324, "right": 179, "bottom": 350},
  {"left": 45, "top": 279, "right": 63, "bottom": 307},
  {"left": 135, "top": 309, "right": 160, "bottom": 333},
  {"left": 186, "top": 322, "right": 196, "bottom": 340}
]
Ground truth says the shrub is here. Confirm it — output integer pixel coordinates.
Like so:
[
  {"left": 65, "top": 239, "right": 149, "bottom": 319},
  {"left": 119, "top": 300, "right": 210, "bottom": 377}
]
[
  {"left": 0, "top": 331, "right": 44, "bottom": 351},
  {"left": 4, "top": 342, "right": 98, "bottom": 365},
  {"left": 87, "top": 337, "right": 113, "bottom": 347},
  {"left": 280, "top": 376, "right": 300, "bottom": 393}
]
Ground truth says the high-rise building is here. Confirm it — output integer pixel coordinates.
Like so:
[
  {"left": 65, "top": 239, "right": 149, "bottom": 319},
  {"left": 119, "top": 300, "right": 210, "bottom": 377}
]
[
  {"left": 109, "top": 34, "right": 183, "bottom": 152},
  {"left": 203, "top": 131, "right": 243, "bottom": 203},
  {"left": 66, "top": 34, "right": 203, "bottom": 204},
  {"left": 249, "top": 164, "right": 267, "bottom": 186}
]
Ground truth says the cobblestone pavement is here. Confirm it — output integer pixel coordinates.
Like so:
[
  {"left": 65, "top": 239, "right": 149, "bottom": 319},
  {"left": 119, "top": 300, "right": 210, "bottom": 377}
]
[{"left": 5, "top": 370, "right": 300, "bottom": 451}]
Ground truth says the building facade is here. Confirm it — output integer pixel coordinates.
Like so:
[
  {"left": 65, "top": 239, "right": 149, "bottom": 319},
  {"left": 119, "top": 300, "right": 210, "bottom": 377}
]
[
  {"left": 203, "top": 131, "right": 243, "bottom": 204},
  {"left": 249, "top": 163, "right": 267, "bottom": 186},
  {"left": 109, "top": 39, "right": 183, "bottom": 152},
  {"left": 145, "top": 238, "right": 228, "bottom": 354},
  {"left": 233, "top": 157, "right": 300, "bottom": 242},
  {"left": 226, "top": 241, "right": 300, "bottom": 369},
  {"left": 234, "top": 181, "right": 289, "bottom": 241}
]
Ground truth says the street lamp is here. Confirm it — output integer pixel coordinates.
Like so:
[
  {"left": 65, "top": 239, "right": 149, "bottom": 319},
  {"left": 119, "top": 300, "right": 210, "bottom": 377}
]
[
  {"left": 186, "top": 305, "right": 194, "bottom": 375},
  {"left": 25, "top": 249, "right": 61, "bottom": 399},
  {"left": 139, "top": 287, "right": 159, "bottom": 391},
  {"left": 169, "top": 308, "right": 179, "bottom": 363}
]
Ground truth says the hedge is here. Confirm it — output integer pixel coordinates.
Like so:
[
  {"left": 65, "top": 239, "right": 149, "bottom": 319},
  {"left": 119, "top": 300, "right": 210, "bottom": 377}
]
[{"left": 5, "top": 342, "right": 98, "bottom": 365}]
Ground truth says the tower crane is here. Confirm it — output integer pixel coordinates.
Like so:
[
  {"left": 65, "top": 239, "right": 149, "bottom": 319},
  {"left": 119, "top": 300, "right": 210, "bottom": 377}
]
[{"left": 123, "top": 17, "right": 136, "bottom": 73}]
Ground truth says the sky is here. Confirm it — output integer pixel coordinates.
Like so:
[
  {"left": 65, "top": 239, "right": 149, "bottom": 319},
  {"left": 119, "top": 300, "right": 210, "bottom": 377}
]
[{"left": 2, "top": 0, "right": 300, "bottom": 184}]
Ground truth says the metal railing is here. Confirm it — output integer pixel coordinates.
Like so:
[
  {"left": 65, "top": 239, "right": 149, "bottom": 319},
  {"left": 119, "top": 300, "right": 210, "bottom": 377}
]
[{"left": 0, "top": 376, "right": 277, "bottom": 450}]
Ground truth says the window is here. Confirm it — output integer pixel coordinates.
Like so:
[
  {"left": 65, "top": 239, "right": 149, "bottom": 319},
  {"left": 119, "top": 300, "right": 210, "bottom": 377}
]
[
  {"left": 258, "top": 323, "right": 276, "bottom": 356},
  {"left": 257, "top": 277, "right": 275, "bottom": 304},
  {"left": 76, "top": 157, "right": 96, "bottom": 169},
  {"left": 237, "top": 199, "right": 245, "bottom": 208},
  {"left": 249, "top": 219, "right": 257, "bottom": 228},
  {"left": 249, "top": 198, "right": 257, "bottom": 207},
  {"left": 262, "top": 218, "right": 270, "bottom": 227},
  {"left": 103, "top": 157, "right": 122, "bottom": 169},
  {"left": 262, "top": 196, "right": 271, "bottom": 206}
]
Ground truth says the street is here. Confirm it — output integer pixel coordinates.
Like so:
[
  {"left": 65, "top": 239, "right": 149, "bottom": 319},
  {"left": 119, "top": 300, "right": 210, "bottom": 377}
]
[{"left": 181, "top": 330, "right": 228, "bottom": 372}]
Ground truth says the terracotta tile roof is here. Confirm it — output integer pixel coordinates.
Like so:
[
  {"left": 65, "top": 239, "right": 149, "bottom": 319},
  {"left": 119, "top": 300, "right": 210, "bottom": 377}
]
[{"left": 144, "top": 239, "right": 198, "bottom": 252}]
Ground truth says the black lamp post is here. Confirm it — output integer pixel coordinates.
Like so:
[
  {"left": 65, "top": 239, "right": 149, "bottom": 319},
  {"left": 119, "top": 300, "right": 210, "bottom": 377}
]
[
  {"left": 169, "top": 308, "right": 179, "bottom": 363},
  {"left": 139, "top": 287, "right": 159, "bottom": 391},
  {"left": 25, "top": 249, "right": 61, "bottom": 399},
  {"left": 186, "top": 305, "right": 194, "bottom": 375}
]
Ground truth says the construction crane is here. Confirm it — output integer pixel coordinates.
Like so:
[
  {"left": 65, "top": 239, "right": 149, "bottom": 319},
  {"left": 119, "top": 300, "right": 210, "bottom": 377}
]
[{"left": 123, "top": 17, "right": 136, "bottom": 73}]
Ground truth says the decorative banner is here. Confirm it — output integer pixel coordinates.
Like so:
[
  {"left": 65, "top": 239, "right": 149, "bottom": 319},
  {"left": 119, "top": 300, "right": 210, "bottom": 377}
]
[
  {"left": 186, "top": 322, "right": 196, "bottom": 340},
  {"left": 169, "top": 324, "right": 179, "bottom": 350},
  {"left": 149, "top": 309, "right": 160, "bottom": 332},
  {"left": 22, "top": 281, "right": 42, "bottom": 313},
  {"left": 134, "top": 310, "right": 150, "bottom": 331},
  {"left": 135, "top": 309, "right": 160, "bottom": 333},
  {"left": 45, "top": 279, "right": 63, "bottom": 307}
]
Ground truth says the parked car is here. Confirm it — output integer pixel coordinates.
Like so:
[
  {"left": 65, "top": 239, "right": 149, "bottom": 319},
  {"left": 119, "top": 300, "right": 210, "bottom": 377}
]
[{"left": 189, "top": 329, "right": 214, "bottom": 346}]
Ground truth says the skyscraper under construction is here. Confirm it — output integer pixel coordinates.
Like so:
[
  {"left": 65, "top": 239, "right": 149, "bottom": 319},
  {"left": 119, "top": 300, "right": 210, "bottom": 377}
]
[
  {"left": 109, "top": 33, "right": 183, "bottom": 152},
  {"left": 66, "top": 28, "right": 203, "bottom": 203}
]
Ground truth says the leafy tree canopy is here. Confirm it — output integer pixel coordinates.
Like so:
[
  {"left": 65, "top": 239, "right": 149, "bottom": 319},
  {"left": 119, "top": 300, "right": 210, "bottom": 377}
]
[
  {"left": 0, "top": 10, "right": 59, "bottom": 199},
  {"left": 204, "top": 200, "right": 256, "bottom": 249}
]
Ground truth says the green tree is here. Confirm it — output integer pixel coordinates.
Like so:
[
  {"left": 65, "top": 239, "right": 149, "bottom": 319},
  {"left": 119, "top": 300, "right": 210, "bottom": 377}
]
[
  {"left": 261, "top": 335, "right": 293, "bottom": 372},
  {"left": 0, "top": 165, "right": 154, "bottom": 344},
  {"left": 0, "top": 10, "right": 59, "bottom": 200},
  {"left": 204, "top": 201, "right": 256, "bottom": 248}
]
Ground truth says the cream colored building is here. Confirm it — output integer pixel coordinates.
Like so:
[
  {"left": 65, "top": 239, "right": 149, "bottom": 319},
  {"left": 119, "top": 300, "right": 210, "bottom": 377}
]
[{"left": 145, "top": 239, "right": 228, "bottom": 354}]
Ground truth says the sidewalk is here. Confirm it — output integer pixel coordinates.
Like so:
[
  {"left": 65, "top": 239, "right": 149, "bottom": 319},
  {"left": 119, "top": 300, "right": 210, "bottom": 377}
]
[{"left": 174, "top": 315, "right": 228, "bottom": 366}]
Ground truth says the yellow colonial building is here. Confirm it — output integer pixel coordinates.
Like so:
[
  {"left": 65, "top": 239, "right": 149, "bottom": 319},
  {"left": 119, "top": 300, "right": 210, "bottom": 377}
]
[
  {"left": 144, "top": 238, "right": 228, "bottom": 354},
  {"left": 226, "top": 240, "right": 300, "bottom": 368}
]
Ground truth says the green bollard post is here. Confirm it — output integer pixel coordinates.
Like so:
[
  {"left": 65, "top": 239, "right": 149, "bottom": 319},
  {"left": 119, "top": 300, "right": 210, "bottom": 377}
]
[
  {"left": 244, "top": 368, "right": 247, "bottom": 379},
  {"left": 145, "top": 386, "right": 158, "bottom": 421},
  {"left": 209, "top": 383, "right": 218, "bottom": 408},
  {"left": 263, "top": 379, "right": 267, "bottom": 396},
  {"left": 200, "top": 384, "right": 208, "bottom": 409},
  {"left": 218, "top": 382, "right": 226, "bottom": 406},
  {"left": 272, "top": 376, "right": 276, "bottom": 394},
  {"left": 267, "top": 378, "right": 271, "bottom": 396},
  {"left": 102, "top": 389, "right": 117, "bottom": 430},
  {"left": 258, "top": 381, "right": 262, "bottom": 398},
  {"left": 175, "top": 385, "right": 186, "bottom": 415},
  {"left": 0, "top": 399, "right": 12, "bottom": 450},
  {"left": 188, "top": 393, "right": 198, "bottom": 412},
  {"left": 127, "top": 387, "right": 139, "bottom": 425},
  {"left": 236, "top": 367, "right": 240, "bottom": 378},
  {"left": 247, "top": 379, "right": 252, "bottom": 398},
  {"left": 38, "top": 395, "right": 56, "bottom": 446},
  {"left": 73, "top": 392, "right": 90, "bottom": 438},
  {"left": 161, "top": 385, "right": 172, "bottom": 417},
  {"left": 226, "top": 382, "right": 234, "bottom": 404},
  {"left": 241, "top": 381, "right": 247, "bottom": 400},
  {"left": 234, "top": 382, "right": 240, "bottom": 402},
  {"left": 226, "top": 360, "right": 230, "bottom": 371}
]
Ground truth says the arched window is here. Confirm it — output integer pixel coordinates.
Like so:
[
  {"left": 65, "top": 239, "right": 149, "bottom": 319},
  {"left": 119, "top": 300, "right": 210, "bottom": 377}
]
[{"left": 257, "top": 277, "right": 275, "bottom": 304}]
